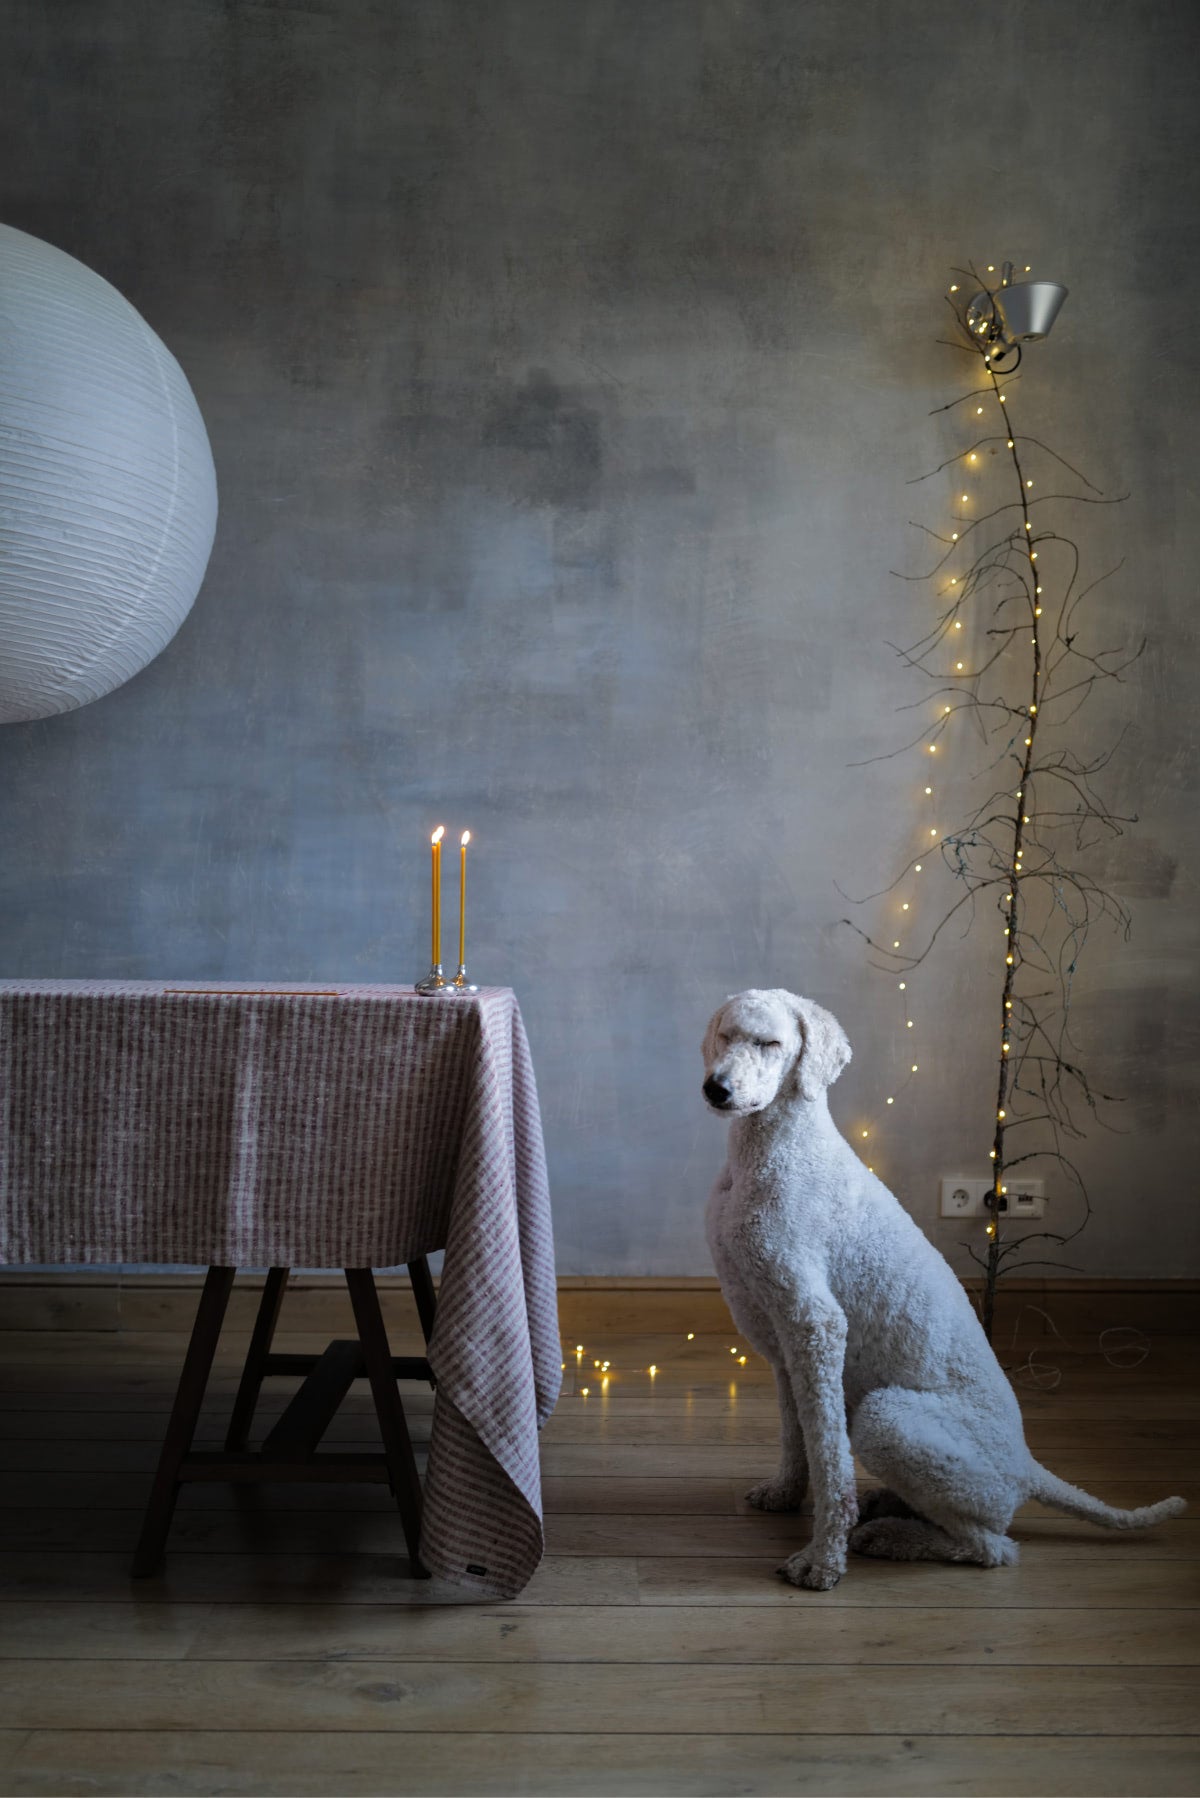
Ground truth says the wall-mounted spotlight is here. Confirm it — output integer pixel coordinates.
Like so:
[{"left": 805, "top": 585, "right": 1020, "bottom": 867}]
[{"left": 965, "top": 262, "right": 1068, "bottom": 371}]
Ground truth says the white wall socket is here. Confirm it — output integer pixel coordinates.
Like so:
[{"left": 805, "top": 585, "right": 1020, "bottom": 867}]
[{"left": 939, "top": 1176, "right": 1045, "bottom": 1219}]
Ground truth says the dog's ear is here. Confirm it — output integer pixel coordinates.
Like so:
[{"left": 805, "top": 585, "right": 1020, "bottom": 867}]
[
  {"left": 785, "top": 994, "right": 851, "bottom": 1101},
  {"left": 702, "top": 1003, "right": 728, "bottom": 1067}
]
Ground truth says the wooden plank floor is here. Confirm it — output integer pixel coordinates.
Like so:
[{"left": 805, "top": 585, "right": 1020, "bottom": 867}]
[{"left": 0, "top": 1321, "right": 1197, "bottom": 1796}]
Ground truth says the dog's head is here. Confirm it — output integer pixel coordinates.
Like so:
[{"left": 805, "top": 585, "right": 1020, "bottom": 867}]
[{"left": 701, "top": 988, "right": 851, "bottom": 1116}]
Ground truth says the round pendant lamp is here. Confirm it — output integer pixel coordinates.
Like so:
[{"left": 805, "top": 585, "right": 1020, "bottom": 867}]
[{"left": 0, "top": 224, "right": 218, "bottom": 723}]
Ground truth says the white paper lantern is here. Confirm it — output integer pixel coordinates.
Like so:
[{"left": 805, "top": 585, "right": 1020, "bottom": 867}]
[{"left": 0, "top": 224, "right": 218, "bottom": 723}]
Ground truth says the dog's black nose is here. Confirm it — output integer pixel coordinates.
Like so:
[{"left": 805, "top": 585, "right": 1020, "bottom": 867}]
[{"left": 704, "top": 1076, "right": 733, "bottom": 1109}]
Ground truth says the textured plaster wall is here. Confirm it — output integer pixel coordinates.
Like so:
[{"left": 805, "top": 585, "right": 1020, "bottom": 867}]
[{"left": 1, "top": 0, "right": 1198, "bottom": 1276}]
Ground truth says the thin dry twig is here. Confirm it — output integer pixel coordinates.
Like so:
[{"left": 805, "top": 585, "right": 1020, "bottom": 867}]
[{"left": 845, "top": 268, "right": 1135, "bottom": 1339}]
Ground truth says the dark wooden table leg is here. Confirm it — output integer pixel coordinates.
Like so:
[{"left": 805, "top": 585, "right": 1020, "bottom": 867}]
[
  {"left": 225, "top": 1267, "right": 289, "bottom": 1450},
  {"left": 407, "top": 1256, "right": 437, "bottom": 1388},
  {"left": 344, "top": 1267, "right": 429, "bottom": 1578},
  {"left": 132, "top": 1265, "right": 236, "bottom": 1577},
  {"left": 407, "top": 1256, "right": 437, "bottom": 1345}
]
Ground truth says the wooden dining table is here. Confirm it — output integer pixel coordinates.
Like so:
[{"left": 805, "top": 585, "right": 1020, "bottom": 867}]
[{"left": 0, "top": 980, "right": 561, "bottom": 1599}]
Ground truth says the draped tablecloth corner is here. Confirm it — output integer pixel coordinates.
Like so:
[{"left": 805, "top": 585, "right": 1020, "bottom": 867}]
[{"left": 0, "top": 979, "right": 561, "bottom": 1599}]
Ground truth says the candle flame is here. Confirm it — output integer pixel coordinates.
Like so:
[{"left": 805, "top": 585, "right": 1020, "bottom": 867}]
[
  {"left": 460, "top": 830, "right": 471, "bottom": 847},
  {"left": 431, "top": 825, "right": 445, "bottom": 845}
]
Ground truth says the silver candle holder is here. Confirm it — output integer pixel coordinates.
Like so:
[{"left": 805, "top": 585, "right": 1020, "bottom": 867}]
[{"left": 415, "top": 963, "right": 477, "bottom": 997}]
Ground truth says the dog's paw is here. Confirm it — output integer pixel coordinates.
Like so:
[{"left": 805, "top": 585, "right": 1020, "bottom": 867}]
[
  {"left": 746, "top": 1476, "right": 808, "bottom": 1513},
  {"left": 777, "top": 1548, "right": 844, "bottom": 1591},
  {"left": 849, "top": 1517, "right": 907, "bottom": 1559}
]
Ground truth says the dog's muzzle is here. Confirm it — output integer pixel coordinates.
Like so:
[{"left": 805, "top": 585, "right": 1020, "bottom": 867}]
[{"left": 703, "top": 1076, "right": 733, "bottom": 1110}]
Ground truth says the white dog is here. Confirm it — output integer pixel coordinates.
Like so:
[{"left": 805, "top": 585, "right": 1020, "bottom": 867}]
[{"left": 703, "top": 987, "right": 1186, "bottom": 1591}]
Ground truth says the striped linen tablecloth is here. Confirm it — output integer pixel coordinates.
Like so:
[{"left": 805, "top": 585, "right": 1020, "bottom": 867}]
[{"left": 0, "top": 980, "right": 561, "bottom": 1598}]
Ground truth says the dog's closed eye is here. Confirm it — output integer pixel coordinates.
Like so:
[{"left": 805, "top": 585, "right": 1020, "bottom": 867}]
[{"left": 754, "top": 1039, "right": 783, "bottom": 1051}]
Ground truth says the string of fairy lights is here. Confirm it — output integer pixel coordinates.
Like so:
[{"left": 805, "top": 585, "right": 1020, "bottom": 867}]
[
  {"left": 561, "top": 1331, "right": 753, "bottom": 1397},
  {"left": 853, "top": 261, "right": 1045, "bottom": 1273}
]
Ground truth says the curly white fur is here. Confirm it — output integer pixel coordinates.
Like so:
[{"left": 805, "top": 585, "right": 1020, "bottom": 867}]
[{"left": 702, "top": 988, "right": 1187, "bottom": 1591}]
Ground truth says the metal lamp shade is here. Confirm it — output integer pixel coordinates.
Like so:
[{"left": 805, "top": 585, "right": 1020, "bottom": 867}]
[
  {"left": 996, "top": 280, "right": 1069, "bottom": 343},
  {"left": 0, "top": 224, "right": 217, "bottom": 723}
]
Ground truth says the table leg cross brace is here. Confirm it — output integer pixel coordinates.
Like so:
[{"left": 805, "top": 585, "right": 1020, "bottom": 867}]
[{"left": 132, "top": 1264, "right": 435, "bottom": 1579}]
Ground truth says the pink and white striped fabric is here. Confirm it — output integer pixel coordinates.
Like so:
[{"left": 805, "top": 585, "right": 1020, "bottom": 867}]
[{"left": 0, "top": 980, "right": 561, "bottom": 1598}]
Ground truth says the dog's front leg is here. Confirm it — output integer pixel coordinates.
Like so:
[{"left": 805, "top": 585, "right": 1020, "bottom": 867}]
[
  {"left": 747, "top": 1363, "right": 809, "bottom": 1511},
  {"left": 776, "top": 1306, "right": 856, "bottom": 1591}
]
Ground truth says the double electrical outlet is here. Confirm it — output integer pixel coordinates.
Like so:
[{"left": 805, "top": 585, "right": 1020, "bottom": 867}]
[{"left": 939, "top": 1176, "right": 1045, "bottom": 1219}]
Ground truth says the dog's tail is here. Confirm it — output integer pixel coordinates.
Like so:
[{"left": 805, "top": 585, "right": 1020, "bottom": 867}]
[{"left": 1029, "top": 1461, "right": 1186, "bottom": 1530}]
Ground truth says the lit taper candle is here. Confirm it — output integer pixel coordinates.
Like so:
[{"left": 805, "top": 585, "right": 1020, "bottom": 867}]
[
  {"left": 416, "top": 824, "right": 449, "bottom": 994},
  {"left": 430, "top": 825, "right": 444, "bottom": 966},
  {"left": 450, "top": 829, "right": 478, "bottom": 993},
  {"left": 458, "top": 830, "right": 470, "bottom": 968}
]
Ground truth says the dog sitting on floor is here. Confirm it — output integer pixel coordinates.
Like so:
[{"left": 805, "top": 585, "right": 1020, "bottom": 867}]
[{"left": 702, "top": 987, "right": 1186, "bottom": 1591}]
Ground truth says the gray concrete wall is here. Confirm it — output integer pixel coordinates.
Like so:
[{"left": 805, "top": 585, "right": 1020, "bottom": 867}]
[{"left": 2, "top": 0, "right": 1198, "bottom": 1276}]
